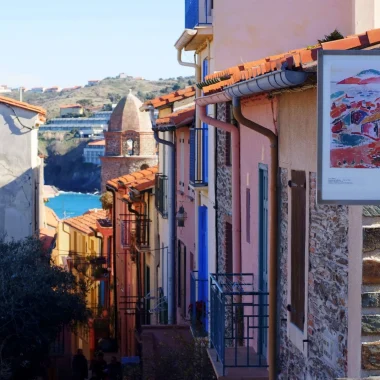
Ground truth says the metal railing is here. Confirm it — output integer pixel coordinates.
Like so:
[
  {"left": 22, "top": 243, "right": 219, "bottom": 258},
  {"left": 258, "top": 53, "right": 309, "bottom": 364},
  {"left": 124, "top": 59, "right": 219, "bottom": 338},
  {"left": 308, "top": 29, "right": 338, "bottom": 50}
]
[
  {"left": 155, "top": 174, "right": 168, "bottom": 218},
  {"left": 185, "top": 0, "right": 212, "bottom": 29},
  {"left": 189, "top": 127, "right": 208, "bottom": 187},
  {"left": 190, "top": 271, "right": 208, "bottom": 337},
  {"left": 210, "top": 273, "right": 269, "bottom": 376},
  {"left": 120, "top": 214, "right": 151, "bottom": 249}
]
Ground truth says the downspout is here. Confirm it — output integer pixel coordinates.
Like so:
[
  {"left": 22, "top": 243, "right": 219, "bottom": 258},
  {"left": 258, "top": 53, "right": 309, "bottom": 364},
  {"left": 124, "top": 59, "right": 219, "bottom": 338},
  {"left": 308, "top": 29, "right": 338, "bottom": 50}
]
[
  {"left": 196, "top": 104, "right": 241, "bottom": 275},
  {"left": 106, "top": 185, "right": 118, "bottom": 350},
  {"left": 177, "top": 48, "right": 201, "bottom": 129},
  {"left": 148, "top": 107, "right": 176, "bottom": 325},
  {"left": 231, "top": 97, "right": 278, "bottom": 380}
]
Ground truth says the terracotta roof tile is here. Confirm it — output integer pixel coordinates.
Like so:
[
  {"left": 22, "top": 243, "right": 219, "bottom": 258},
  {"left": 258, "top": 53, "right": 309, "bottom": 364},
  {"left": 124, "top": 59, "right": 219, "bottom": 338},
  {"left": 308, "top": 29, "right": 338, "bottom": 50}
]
[
  {"left": 88, "top": 139, "right": 105, "bottom": 146},
  {"left": 156, "top": 106, "right": 195, "bottom": 128},
  {"left": 142, "top": 87, "right": 196, "bottom": 109},
  {"left": 40, "top": 228, "right": 56, "bottom": 251},
  {"left": 0, "top": 95, "right": 46, "bottom": 116},
  {"left": 60, "top": 104, "right": 83, "bottom": 109},
  {"left": 200, "top": 28, "right": 380, "bottom": 95},
  {"left": 106, "top": 166, "right": 158, "bottom": 198},
  {"left": 64, "top": 209, "right": 107, "bottom": 235}
]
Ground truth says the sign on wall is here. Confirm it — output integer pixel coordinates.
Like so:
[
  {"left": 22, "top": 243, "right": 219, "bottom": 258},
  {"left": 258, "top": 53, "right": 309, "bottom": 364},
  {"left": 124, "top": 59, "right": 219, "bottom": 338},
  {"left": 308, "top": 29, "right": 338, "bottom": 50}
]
[{"left": 318, "top": 50, "right": 380, "bottom": 204}]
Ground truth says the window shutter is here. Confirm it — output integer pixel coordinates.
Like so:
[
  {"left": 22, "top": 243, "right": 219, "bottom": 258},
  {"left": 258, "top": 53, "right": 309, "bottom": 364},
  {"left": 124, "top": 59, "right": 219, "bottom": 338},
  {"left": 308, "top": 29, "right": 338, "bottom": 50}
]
[
  {"left": 290, "top": 170, "right": 306, "bottom": 331},
  {"left": 202, "top": 125, "right": 209, "bottom": 184},
  {"left": 190, "top": 129, "right": 196, "bottom": 183}
]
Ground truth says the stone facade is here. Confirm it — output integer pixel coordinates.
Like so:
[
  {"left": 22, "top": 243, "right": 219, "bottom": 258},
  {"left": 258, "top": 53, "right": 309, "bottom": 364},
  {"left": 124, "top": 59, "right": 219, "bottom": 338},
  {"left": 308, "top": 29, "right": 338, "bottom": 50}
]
[
  {"left": 101, "top": 156, "right": 158, "bottom": 191},
  {"left": 278, "top": 170, "right": 349, "bottom": 379},
  {"left": 215, "top": 102, "right": 233, "bottom": 273}
]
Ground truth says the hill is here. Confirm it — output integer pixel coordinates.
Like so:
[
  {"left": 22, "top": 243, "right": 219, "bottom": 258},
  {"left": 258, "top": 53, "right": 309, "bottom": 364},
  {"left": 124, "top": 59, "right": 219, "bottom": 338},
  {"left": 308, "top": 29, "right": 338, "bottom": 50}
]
[{"left": 6, "top": 76, "right": 196, "bottom": 119}]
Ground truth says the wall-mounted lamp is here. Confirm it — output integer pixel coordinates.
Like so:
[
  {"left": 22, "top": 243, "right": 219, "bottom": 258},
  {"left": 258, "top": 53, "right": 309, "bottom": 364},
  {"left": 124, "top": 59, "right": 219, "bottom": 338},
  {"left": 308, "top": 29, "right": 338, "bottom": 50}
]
[{"left": 176, "top": 205, "right": 187, "bottom": 227}]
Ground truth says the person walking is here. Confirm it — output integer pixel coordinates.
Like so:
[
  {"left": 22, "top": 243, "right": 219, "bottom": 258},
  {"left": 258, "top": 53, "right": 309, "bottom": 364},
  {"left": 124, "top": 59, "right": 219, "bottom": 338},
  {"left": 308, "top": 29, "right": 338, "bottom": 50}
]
[
  {"left": 90, "top": 352, "right": 107, "bottom": 380},
  {"left": 72, "top": 349, "right": 88, "bottom": 380},
  {"left": 106, "top": 357, "right": 122, "bottom": 380}
]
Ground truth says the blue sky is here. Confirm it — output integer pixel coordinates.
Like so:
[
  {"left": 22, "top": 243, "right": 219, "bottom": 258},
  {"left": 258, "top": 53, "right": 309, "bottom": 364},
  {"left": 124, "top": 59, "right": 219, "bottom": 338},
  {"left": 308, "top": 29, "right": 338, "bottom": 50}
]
[{"left": 0, "top": 0, "right": 195, "bottom": 88}]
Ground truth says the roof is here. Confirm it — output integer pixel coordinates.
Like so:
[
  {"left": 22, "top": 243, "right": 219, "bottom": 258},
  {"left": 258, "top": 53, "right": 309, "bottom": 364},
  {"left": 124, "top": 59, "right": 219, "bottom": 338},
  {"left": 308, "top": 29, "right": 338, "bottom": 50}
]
[
  {"left": 108, "top": 90, "right": 152, "bottom": 133},
  {"left": 88, "top": 139, "right": 105, "bottom": 146},
  {"left": 142, "top": 86, "right": 196, "bottom": 109},
  {"left": 107, "top": 166, "right": 158, "bottom": 199},
  {"left": 363, "top": 206, "right": 380, "bottom": 217},
  {"left": 0, "top": 95, "right": 46, "bottom": 116},
  {"left": 156, "top": 106, "right": 195, "bottom": 129},
  {"left": 200, "top": 28, "right": 380, "bottom": 95},
  {"left": 60, "top": 104, "right": 83, "bottom": 109},
  {"left": 45, "top": 206, "right": 59, "bottom": 228},
  {"left": 64, "top": 209, "right": 107, "bottom": 235},
  {"left": 40, "top": 228, "right": 56, "bottom": 252}
]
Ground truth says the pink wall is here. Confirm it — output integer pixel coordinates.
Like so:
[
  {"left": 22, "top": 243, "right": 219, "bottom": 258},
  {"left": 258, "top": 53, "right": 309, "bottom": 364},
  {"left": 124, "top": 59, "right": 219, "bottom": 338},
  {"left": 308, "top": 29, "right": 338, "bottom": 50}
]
[
  {"left": 239, "top": 97, "right": 276, "bottom": 291},
  {"left": 213, "top": 0, "right": 354, "bottom": 71},
  {"left": 176, "top": 127, "right": 196, "bottom": 324}
]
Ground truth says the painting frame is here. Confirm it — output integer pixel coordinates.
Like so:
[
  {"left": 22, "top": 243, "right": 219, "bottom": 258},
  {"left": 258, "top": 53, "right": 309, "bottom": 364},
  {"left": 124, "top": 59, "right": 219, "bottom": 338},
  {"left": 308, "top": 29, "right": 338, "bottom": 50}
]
[{"left": 318, "top": 49, "right": 380, "bottom": 205}]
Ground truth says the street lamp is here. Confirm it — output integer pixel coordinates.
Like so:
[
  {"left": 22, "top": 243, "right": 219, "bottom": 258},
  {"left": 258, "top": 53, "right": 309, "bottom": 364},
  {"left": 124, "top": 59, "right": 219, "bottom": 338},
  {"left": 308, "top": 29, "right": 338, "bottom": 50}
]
[{"left": 176, "top": 205, "right": 187, "bottom": 227}]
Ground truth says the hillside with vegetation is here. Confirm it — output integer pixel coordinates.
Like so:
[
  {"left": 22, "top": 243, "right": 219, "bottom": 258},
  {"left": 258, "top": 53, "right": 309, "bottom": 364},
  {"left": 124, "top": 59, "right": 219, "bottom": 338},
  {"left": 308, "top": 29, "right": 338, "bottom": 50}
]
[{"left": 7, "top": 75, "right": 196, "bottom": 119}]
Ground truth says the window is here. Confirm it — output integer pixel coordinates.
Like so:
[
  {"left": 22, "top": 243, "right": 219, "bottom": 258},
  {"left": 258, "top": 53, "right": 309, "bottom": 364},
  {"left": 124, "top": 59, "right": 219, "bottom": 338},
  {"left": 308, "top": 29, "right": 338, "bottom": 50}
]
[
  {"left": 179, "top": 132, "right": 185, "bottom": 191},
  {"left": 246, "top": 188, "right": 251, "bottom": 243},
  {"left": 290, "top": 170, "right": 306, "bottom": 331}
]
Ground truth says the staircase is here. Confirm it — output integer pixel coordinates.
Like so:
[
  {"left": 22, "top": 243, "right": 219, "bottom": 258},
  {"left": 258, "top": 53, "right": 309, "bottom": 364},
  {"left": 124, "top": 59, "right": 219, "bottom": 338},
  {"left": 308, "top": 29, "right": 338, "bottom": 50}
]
[{"left": 361, "top": 206, "right": 380, "bottom": 378}]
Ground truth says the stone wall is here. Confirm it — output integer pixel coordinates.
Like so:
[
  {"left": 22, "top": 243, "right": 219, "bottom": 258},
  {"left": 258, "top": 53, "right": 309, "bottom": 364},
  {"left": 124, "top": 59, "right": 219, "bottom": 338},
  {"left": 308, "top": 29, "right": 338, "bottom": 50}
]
[
  {"left": 278, "top": 170, "right": 349, "bottom": 379},
  {"left": 101, "top": 157, "right": 158, "bottom": 191},
  {"left": 104, "top": 132, "right": 121, "bottom": 156},
  {"left": 215, "top": 102, "right": 232, "bottom": 273}
]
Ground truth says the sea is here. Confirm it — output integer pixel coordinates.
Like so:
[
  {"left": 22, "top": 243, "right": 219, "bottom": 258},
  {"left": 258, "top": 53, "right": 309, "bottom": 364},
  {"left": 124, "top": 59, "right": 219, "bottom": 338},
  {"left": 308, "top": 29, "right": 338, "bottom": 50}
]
[{"left": 47, "top": 192, "right": 102, "bottom": 219}]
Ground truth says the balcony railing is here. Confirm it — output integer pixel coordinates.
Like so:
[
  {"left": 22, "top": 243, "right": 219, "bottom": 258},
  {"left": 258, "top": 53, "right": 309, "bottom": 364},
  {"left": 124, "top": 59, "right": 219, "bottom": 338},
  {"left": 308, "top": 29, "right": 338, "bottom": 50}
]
[
  {"left": 190, "top": 127, "right": 208, "bottom": 187},
  {"left": 190, "top": 271, "right": 208, "bottom": 337},
  {"left": 120, "top": 214, "right": 151, "bottom": 249},
  {"left": 185, "top": 0, "right": 213, "bottom": 29},
  {"left": 155, "top": 174, "right": 168, "bottom": 218},
  {"left": 209, "top": 273, "right": 269, "bottom": 376}
]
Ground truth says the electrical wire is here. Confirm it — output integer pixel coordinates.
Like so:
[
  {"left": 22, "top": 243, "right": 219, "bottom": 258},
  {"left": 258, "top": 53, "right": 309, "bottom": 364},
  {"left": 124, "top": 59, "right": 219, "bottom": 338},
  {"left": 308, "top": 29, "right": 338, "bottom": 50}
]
[
  {"left": 3, "top": 103, "right": 33, "bottom": 131},
  {"left": 52, "top": 246, "right": 168, "bottom": 257}
]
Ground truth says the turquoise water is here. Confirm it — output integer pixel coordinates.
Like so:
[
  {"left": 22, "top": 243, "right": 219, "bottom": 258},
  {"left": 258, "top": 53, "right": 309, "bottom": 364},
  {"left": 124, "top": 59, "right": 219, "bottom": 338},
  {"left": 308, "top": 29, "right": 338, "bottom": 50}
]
[{"left": 47, "top": 192, "right": 102, "bottom": 219}]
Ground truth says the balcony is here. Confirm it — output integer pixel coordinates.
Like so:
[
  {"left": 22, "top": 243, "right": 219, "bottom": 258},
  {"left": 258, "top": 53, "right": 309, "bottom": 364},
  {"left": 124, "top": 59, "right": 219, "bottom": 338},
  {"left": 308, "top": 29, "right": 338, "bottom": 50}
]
[
  {"left": 185, "top": 0, "right": 213, "bottom": 29},
  {"left": 190, "top": 271, "right": 208, "bottom": 337},
  {"left": 155, "top": 174, "right": 168, "bottom": 218},
  {"left": 120, "top": 214, "right": 151, "bottom": 250},
  {"left": 209, "top": 273, "right": 269, "bottom": 379},
  {"left": 190, "top": 127, "right": 208, "bottom": 187}
]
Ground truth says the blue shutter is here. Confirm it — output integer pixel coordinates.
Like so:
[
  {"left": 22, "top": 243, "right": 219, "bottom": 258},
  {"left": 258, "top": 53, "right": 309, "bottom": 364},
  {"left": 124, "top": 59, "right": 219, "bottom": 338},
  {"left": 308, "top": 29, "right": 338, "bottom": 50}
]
[
  {"left": 99, "top": 282, "right": 105, "bottom": 307},
  {"left": 189, "top": 129, "right": 196, "bottom": 183},
  {"left": 202, "top": 124, "right": 208, "bottom": 184},
  {"left": 198, "top": 206, "right": 208, "bottom": 331}
]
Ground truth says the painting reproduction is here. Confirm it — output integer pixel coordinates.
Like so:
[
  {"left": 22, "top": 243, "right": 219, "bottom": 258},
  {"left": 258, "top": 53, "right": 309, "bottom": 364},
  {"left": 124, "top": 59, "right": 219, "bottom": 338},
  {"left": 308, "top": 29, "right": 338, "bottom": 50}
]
[{"left": 330, "top": 67, "right": 380, "bottom": 168}]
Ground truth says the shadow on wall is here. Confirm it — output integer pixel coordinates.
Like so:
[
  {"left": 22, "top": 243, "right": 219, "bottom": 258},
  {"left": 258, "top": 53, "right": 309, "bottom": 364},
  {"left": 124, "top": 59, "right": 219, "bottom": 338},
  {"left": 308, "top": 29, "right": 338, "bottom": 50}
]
[{"left": 0, "top": 167, "right": 37, "bottom": 241}]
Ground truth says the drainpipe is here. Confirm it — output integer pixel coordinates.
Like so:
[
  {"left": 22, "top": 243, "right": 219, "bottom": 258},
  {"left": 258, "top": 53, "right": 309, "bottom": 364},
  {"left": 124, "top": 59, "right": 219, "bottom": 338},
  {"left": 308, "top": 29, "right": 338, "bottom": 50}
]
[
  {"left": 177, "top": 48, "right": 201, "bottom": 129},
  {"left": 231, "top": 97, "right": 278, "bottom": 380},
  {"left": 148, "top": 107, "right": 176, "bottom": 325},
  {"left": 105, "top": 185, "right": 118, "bottom": 350},
  {"left": 196, "top": 104, "right": 241, "bottom": 275}
]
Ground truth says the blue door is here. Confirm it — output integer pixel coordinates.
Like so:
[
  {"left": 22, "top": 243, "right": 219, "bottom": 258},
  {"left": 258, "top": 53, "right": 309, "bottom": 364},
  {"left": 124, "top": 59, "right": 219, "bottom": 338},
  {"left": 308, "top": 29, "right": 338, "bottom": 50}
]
[
  {"left": 202, "top": 58, "right": 209, "bottom": 185},
  {"left": 259, "top": 165, "right": 268, "bottom": 357},
  {"left": 198, "top": 205, "right": 208, "bottom": 332}
]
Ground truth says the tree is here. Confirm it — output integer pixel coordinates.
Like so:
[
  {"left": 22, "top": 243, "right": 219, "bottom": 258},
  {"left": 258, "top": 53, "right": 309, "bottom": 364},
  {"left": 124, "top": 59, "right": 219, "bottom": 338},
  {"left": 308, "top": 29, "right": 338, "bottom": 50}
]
[
  {"left": 172, "top": 84, "right": 181, "bottom": 91},
  {"left": 102, "top": 104, "right": 113, "bottom": 111},
  {"left": 0, "top": 238, "right": 90, "bottom": 379},
  {"left": 107, "top": 93, "right": 121, "bottom": 104},
  {"left": 77, "top": 99, "right": 93, "bottom": 107}
]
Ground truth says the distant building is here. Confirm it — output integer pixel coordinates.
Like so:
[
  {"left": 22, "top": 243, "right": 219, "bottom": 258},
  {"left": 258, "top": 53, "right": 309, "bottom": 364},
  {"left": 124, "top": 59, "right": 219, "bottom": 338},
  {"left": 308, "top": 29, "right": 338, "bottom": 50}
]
[
  {"left": 45, "top": 86, "right": 61, "bottom": 93},
  {"left": 118, "top": 73, "right": 127, "bottom": 79},
  {"left": 60, "top": 104, "right": 84, "bottom": 117},
  {"left": 29, "top": 87, "right": 45, "bottom": 93},
  {"left": 0, "top": 85, "right": 11, "bottom": 93},
  {"left": 39, "top": 111, "right": 111, "bottom": 133},
  {"left": 83, "top": 139, "right": 105, "bottom": 165},
  {"left": 60, "top": 86, "right": 82, "bottom": 92},
  {"left": 87, "top": 80, "right": 99, "bottom": 86}
]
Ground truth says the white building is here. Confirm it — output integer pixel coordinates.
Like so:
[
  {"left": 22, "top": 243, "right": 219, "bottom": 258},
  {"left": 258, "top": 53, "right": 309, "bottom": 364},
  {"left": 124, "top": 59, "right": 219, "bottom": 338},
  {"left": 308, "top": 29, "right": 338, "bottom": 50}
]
[
  {"left": 87, "top": 80, "right": 99, "bottom": 86},
  {"left": 0, "top": 85, "right": 11, "bottom": 93},
  {"left": 28, "top": 87, "right": 45, "bottom": 93},
  {"left": 0, "top": 96, "right": 46, "bottom": 241},
  {"left": 83, "top": 140, "right": 105, "bottom": 165}
]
